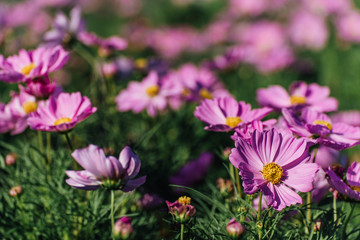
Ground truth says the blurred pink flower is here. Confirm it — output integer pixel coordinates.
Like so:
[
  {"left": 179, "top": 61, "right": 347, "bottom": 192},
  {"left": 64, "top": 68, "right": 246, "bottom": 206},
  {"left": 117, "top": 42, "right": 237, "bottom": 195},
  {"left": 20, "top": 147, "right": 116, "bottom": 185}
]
[
  {"left": 336, "top": 11, "right": 360, "bottom": 43},
  {"left": 288, "top": 10, "right": 328, "bottom": 50},
  {"left": 116, "top": 71, "right": 168, "bottom": 117},
  {"left": 113, "top": 217, "right": 133, "bottom": 239},
  {"left": 226, "top": 218, "right": 245, "bottom": 238},
  {"left": 331, "top": 111, "right": 360, "bottom": 127},
  {"left": 228, "top": 0, "right": 268, "bottom": 17},
  {"left": 27, "top": 92, "right": 97, "bottom": 132},
  {"left": 230, "top": 129, "right": 318, "bottom": 210}
]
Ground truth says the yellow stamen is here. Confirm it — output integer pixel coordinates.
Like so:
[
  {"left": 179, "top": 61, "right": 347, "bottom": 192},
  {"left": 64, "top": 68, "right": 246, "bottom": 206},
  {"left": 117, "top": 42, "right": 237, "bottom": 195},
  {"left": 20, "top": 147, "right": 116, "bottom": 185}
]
[
  {"left": 351, "top": 186, "right": 360, "bottom": 192},
  {"left": 178, "top": 196, "right": 191, "bottom": 205},
  {"left": 22, "top": 101, "right": 37, "bottom": 114},
  {"left": 145, "top": 85, "right": 159, "bottom": 97},
  {"left": 54, "top": 117, "right": 72, "bottom": 126},
  {"left": 290, "top": 95, "right": 306, "bottom": 105},
  {"left": 199, "top": 88, "right": 213, "bottom": 99},
  {"left": 313, "top": 120, "right": 333, "bottom": 130},
  {"left": 135, "top": 58, "right": 148, "bottom": 69},
  {"left": 225, "top": 117, "right": 242, "bottom": 128},
  {"left": 262, "top": 162, "right": 283, "bottom": 184},
  {"left": 182, "top": 88, "right": 191, "bottom": 97},
  {"left": 20, "top": 63, "right": 36, "bottom": 76}
]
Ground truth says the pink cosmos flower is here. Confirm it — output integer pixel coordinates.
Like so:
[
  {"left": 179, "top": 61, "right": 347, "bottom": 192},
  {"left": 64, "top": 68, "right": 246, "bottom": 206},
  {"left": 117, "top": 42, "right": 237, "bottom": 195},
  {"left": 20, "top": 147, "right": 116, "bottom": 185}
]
[
  {"left": 23, "top": 75, "right": 57, "bottom": 99},
  {"left": 229, "top": 129, "right": 318, "bottom": 210},
  {"left": 113, "top": 217, "right": 133, "bottom": 239},
  {"left": 115, "top": 71, "right": 168, "bottom": 117},
  {"left": 257, "top": 81, "right": 338, "bottom": 112},
  {"left": 228, "top": 0, "right": 268, "bottom": 17},
  {"left": 27, "top": 92, "right": 97, "bottom": 132},
  {"left": 0, "top": 89, "right": 37, "bottom": 135},
  {"left": 194, "top": 97, "right": 272, "bottom": 132},
  {"left": 326, "top": 161, "right": 360, "bottom": 201},
  {"left": 288, "top": 10, "right": 328, "bottom": 50},
  {"left": 226, "top": 218, "right": 245, "bottom": 238},
  {"left": 331, "top": 111, "right": 360, "bottom": 127},
  {"left": 0, "top": 45, "right": 69, "bottom": 83},
  {"left": 238, "top": 21, "right": 294, "bottom": 73},
  {"left": 336, "top": 11, "right": 360, "bottom": 43},
  {"left": 282, "top": 108, "right": 360, "bottom": 150},
  {"left": 166, "top": 196, "right": 196, "bottom": 223},
  {"left": 231, "top": 119, "right": 277, "bottom": 142},
  {"left": 66, "top": 145, "right": 146, "bottom": 191}
]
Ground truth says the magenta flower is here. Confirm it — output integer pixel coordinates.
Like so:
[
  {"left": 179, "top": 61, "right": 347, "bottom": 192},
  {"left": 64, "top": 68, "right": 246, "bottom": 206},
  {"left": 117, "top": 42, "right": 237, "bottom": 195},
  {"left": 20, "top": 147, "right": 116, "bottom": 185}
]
[
  {"left": 336, "top": 11, "right": 360, "bottom": 43},
  {"left": 229, "top": 129, "right": 318, "bottom": 210},
  {"left": 331, "top": 110, "right": 360, "bottom": 127},
  {"left": 257, "top": 81, "right": 338, "bottom": 112},
  {"left": 194, "top": 97, "right": 272, "bottom": 132},
  {"left": 27, "top": 92, "right": 97, "bottom": 132},
  {"left": 166, "top": 196, "right": 196, "bottom": 223},
  {"left": 66, "top": 145, "right": 146, "bottom": 191},
  {"left": 0, "top": 45, "right": 69, "bottom": 83},
  {"left": 230, "top": 119, "right": 277, "bottom": 143},
  {"left": 282, "top": 108, "right": 360, "bottom": 150},
  {"left": 23, "top": 75, "right": 57, "bottom": 99},
  {"left": 288, "top": 10, "right": 328, "bottom": 50},
  {"left": 169, "top": 152, "right": 213, "bottom": 187},
  {"left": 115, "top": 71, "right": 168, "bottom": 117},
  {"left": 326, "top": 162, "right": 360, "bottom": 201},
  {"left": 312, "top": 168, "right": 330, "bottom": 202}
]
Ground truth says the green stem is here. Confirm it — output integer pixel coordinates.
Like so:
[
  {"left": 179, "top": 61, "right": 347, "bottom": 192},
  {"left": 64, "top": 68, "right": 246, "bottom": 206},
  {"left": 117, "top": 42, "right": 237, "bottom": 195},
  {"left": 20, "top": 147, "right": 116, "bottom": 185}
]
[
  {"left": 235, "top": 168, "right": 242, "bottom": 199},
  {"left": 181, "top": 223, "right": 184, "bottom": 240},
  {"left": 111, "top": 190, "right": 115, "bottom": 240},
  {"left": 307, "top": 145, "right": 319, "bottom": 227},
  {"left": 46, "top": 132, "right": 52, "bottom": 166},
  {"left": 342, "top": 203, "right": 355, "bottom": 240},
  {"left": 229, "top": 163, "right": 234, "bottom": 180},
  {"left": 38, "top": 131, "right": 46, "bottom": 166},
  {"left": 333, "top": 196, "right": 337, "bottom": 240},
  {"left": 258, "top": 192, "right": 263, "bottom": 240},
  {"left": 64, "top": 132, "right": 74, "bottom": 151}
]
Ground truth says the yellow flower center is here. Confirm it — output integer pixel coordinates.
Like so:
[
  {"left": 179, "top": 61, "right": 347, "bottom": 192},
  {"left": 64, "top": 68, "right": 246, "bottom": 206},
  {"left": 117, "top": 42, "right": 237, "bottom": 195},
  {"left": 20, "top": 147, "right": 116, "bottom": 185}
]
[
  {"left": 54, "top": 117, "right": 72, "bottom": 126},
  {"left": 178, "top": 196, "right": 191, "bottom": 205},
  {"left": 262, "top": 162, "right": 283, "bottom": 184},
  {"left": 22, "top": 101, "right": 37, "bottom": 114},
  {"left": 20, "top": 63, "right": 36, "bottom": 76},
  {"left": 182, "top": 88, "right": 191, "bottom": 97},
  {"left": 313, "top": 120, "right": 333, "bottom": 130},
  {"left": 199, "top": 88, "right": 213, "bottom": 99},
  {"left": 135, "top": 58, "right": 148, "bottom": 69},
  {"left": 225, "top": 117, "right": 242, "bottom": 128},
  {"left": 145, "top": 85, "right": 159, "bottom": 98},
  {"left": 351, "top": 186, "right": 360, "bottom": 192},
  {"left": 290, "top": 95, "right": 306, "bottom": 105}
]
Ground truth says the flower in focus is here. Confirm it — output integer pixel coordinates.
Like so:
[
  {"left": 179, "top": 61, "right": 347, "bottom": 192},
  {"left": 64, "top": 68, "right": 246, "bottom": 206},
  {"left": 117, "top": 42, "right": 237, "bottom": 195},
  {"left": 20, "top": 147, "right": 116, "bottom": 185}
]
[
  {"left": 326, "top": 161, "right": 360, "bottom": 201},
  {"left": 257, "top": 81, "right": 338, "bottom": 112},
  {"left": 27, "top": 92, "right": 97, "bottom": 132},
  {"left": 115, "top": 71, "right": 168, "bottom": 117},
  {"left": 0, "top": 45, "right": 69, "bottom": 83},
  {"left": 166, "top": 196, "right": 196, "bottom": 223},
  {"left": 113, "top": 217, "right": 133, "bottom": 240},
  {"left": 226, "top": 218, "right": 245, "bottom": 239},
  {"left": 23, "top": 75, "right": 57, "bottom": 99},
  {"left": 66, "top": 145, "right": 146, "bottom": 191},
  {"left": 194, "top": 97, "right": 272, "bottom": 132},
  {"left": 282, "top": 108, "right": 360, "bottom": 150},
  {"left": 9, "top": 186, "right": 22, "bottom": 197},
  {"left": 169, "top": 152, "right": 213, "bottom": 187},
  {"left": 229, "top": 129, "right": 318, "bottom": 210}
]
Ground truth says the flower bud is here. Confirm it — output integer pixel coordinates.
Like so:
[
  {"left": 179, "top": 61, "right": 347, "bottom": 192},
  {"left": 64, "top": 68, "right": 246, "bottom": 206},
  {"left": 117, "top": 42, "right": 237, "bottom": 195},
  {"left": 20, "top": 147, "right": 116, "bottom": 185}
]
[
  {"left": 314, "top": 220, "right": 321, "bottom": 232},
  {"left": 9, "top": 186, "right": 22, "bottom": 197},
  {"left": 223, "top": 147, "right": 231, "bottom": 158},
  {"left": 5, "top": 153, "right": 17, "bottom": 166},
  {"left": 166, "top": 196, "right": 196, "bottom": 223},
  {"left": 113, "top": 217, "right": 133, "bottom": 240},
  {"left": 226, "top": 218, "right": 245, "bottom": 238},
  {"left": 217, "top": 178, "right": 234, "bottom": 196}
]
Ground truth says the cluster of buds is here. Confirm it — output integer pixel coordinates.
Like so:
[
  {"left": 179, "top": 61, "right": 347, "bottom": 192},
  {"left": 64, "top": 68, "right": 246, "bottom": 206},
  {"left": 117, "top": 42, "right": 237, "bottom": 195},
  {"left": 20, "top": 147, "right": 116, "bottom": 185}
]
[
  {"left": 113, "top": 217, "right": 133, "bottom": 240},
  {"left": 166, "top": 196, "right": 196, "bottom": 224},
  {"left": 9, "top": 186, "right": 22, "bottom": 197},
  {"left": 226, "top": 218, "right": 245, "bottom": 239}
]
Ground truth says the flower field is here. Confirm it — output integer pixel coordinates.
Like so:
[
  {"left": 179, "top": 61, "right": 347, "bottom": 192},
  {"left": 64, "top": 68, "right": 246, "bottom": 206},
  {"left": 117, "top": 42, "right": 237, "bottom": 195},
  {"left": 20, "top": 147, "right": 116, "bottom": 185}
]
[{"left": 1, "top": 0, "right": 360, "bottom": 239}]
